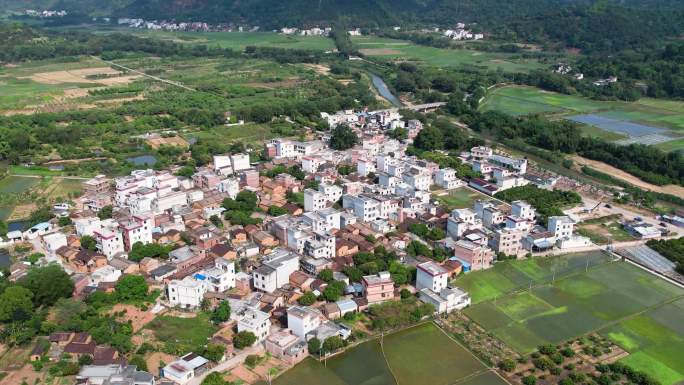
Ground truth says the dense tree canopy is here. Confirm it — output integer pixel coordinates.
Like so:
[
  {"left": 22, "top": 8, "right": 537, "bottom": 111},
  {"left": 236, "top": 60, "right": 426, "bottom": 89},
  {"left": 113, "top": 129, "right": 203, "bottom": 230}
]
[
  {"left": 19, "top": 265, "right": 73, "bottom": 307},
  {"left": 329, "top": 124, "right": 359, "bottom": 150}
]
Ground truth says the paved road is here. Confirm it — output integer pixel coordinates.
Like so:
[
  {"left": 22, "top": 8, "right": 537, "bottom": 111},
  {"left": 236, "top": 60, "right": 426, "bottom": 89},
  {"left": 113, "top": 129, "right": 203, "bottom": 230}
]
[{"left": 188, "top": 344, "right": 264, "bottom": 385}]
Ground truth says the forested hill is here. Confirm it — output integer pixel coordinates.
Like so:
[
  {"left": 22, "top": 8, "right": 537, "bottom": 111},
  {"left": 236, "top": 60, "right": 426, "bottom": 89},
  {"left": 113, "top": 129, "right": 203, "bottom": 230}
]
[
  {"left": 3, "top": 0, "right": 684, "bottom": 52},
  {"left": 117, "top": 0, "right": 578, "bottom": 27}
]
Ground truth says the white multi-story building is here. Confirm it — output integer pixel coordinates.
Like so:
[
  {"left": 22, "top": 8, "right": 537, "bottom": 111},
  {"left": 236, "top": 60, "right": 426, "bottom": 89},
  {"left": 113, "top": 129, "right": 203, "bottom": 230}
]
[
  {"left": 238, "top": 308, "right": 271, "bottom": 342},
  {"left": 304, "top": 189, "right": 327, "bottom": 212},
  {"left": 489, "top": 154, "right": 527, "bottom": 174},
  {"left": 419, "top": 287, "right": 471, "bottom": 314},
  {"left": 471, "top": 146, "right": 492, "bottom": 160},
  {"left": 302, "top": 156, "right": 324, "bottom": 173},
  {"left": 416, "top": 261, "right": 449, "bottom": 292},
  {"left": 198, "top": 258, "right": 236, "bottom": 293},
  {"left": 319, "top": 183, "right": 342, "bottom": 204},
  {"left": 231, "top": 153, "right": 250, "bottom": 172},
  {"left": 217, "top": 178, "right": 240, "bottom": 198},
  {"left": 511, "top": 201, "right": 535, "bottom": 221},
  {"left": 343, "top": 195, "right": 380, "bottom": 222},
  {"left": 548, "top": 216, "right": 574, "bottom": 239},
  {"left": 153, "top": 191, "right": 188, "bottom": 214},
  {"left": 302, "top": 209, "right": 341, "bottom": 232},
  {"left": 304, "top": 231, "right": 335, "bottom": 259},
  {"left": 272, "top": 139, "right": 323, "bottom": 159},
  {"left": 402, "top": 169, "right": 431, "bottom": 191},
  {"left": 273, "top": 139, "right": 297, "bottom": 158},
  {"left": 481, "top": 206, "right": 505, "bottom": 227},
  {"left": 287, "top": 306, "right": 323, "bottom": 340},
  {"left": 505, "top": 215, "right": 533, "bottom": 233},
  {"left": 452, "top": 208, "right": 477, "bottom": 224},
  {"left": 252, "top": 249, "right": 300, "bottom": 293},
  {"left": 167, "top": 276, "right": 207, "bottom": 309},
  {"left": 42, "top": 232, "right": 67, "bottom": 258},
  {"left": 434, "top": 168, "right": 463, "bottom": 189},
  {"left": 357, "top": 158, "right": 376, "bottom": 177},
  {"left": 119, "top": 214, "right": 153, "bottom": 251},
  {"left": 213, "top": 155, "right": 233, "bottom": 175},
  {"left": 92, "top": 220, "right": 125, "bottom": 258}
]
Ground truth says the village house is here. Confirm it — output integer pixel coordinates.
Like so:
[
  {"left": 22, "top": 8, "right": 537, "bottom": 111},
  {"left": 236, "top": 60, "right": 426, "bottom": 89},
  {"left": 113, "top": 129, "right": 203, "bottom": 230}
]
[{"left": 361, "top": 271, "right": 395, "bottom": 304}]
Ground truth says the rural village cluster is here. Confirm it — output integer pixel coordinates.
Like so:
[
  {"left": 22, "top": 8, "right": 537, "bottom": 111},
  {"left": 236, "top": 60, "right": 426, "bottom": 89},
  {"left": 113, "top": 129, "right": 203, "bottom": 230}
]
[{"left": 3, "top": 98, "right": 680, "bottom": 385}]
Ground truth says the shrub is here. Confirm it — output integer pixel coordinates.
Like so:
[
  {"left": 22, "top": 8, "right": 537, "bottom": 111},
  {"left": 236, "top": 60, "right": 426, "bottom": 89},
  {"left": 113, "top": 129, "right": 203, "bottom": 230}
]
[
  {"left": 498, "top": 359, "right": 516, "bottom": 372},
  {"left": 233, "top": 331, "right": 257, "bottom": 349}
]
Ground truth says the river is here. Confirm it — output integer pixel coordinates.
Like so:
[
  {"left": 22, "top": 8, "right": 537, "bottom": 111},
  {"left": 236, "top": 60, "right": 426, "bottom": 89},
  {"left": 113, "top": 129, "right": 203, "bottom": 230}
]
[{"left": 370, "top": 73, "right": 403, "bottom": 107}]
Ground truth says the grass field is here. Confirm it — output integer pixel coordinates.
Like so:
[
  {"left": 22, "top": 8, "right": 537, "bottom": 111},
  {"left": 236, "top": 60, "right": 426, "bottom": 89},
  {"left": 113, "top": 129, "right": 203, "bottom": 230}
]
[
  {"left": 273, "top": 323, "right": 500, "bottom": 385},
  {"left": 186, "top": 122, "right": 275, "bottom": 146},
  {"left": 0, "top": 56, "right": 135, "bottom": 112},
  {"left": 123, "top": 30, "right": 335, "bottom": 51},
  {"left": 462, "top": 259, "right": 684, "bottom": 384},
  {"left": 432, "top": 187, "right": 490, "bottom": 211},
  {"left": 480, "top": 86, "right": 684, "bottom": 152},
  {"left": 146, "top": 313, "right": 217, "bottom": 352},
  {"left": 352, "top": 36, "right": 543, "bottom": 73}
]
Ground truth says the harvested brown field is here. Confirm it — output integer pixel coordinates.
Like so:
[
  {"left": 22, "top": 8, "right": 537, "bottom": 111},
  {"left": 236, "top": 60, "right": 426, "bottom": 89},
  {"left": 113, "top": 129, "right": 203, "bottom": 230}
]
[
  {"left": 146, "top": 135, "right": 190, "bottom": 149},
  {"left": 359, "top": 48, "right": 402, "bottom": 55},
  {"left": 25, "top": 67, "right": 140, "bottom": 86},
  {"left": 572, "top": 155, "right": 684, "bottom": 196}
]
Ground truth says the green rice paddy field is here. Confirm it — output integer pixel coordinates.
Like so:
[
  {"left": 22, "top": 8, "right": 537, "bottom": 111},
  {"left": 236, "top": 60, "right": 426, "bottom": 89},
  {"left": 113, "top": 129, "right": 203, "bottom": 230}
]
[
  {"left": 457, "top": 254, "right": 684, "bottom": 385},
  {"left": 272, "top": 322, "right": 508, "bottom": 385},
  {"left": 479, "top": 85, "right": 684, "bottom": 151},
  {"left": 125, "top": 30, "right": 335, "bottom": 51},
  {"left": 351, "top": 36, "right": 543, "bottom": 73},
  {"left": 0, "top": 175, "right": 40, "bottom": 194}
]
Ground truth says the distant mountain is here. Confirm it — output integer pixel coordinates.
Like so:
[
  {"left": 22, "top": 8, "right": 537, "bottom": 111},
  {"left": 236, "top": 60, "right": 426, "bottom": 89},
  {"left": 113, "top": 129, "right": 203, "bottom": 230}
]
[
  {"left": 2, "top": 0, "right": 682, "bottom": 53},
  {"left": 3, "top": 0, "right": 683, "bottom": 27}
]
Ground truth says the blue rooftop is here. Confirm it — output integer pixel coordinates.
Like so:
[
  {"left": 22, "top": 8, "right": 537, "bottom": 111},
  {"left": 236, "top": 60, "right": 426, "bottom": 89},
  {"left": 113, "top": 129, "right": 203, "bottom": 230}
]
[{"left": 30, "top": 222, "right": 51, "bottom": 232}]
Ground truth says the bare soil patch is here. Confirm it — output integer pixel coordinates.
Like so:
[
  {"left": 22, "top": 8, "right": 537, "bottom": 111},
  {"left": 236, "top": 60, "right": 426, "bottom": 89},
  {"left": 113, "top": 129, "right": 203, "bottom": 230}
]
[
  {"left": 146, "top": 352, "right": 176, "bottom": 375},
  {"left": 571, "top": 155, "right": 684, "bottom": 196},
  {"left": 302, "top": 63, "right": 330, "bottom": 75},
  {"left": 359, "top": 48, "right": 401, "bottom": 55},
  {"left": 231, "top": 365, "right": 260, "bottom": 383},
  {"left": 0, "top": 364, "right": 44, "bottom": 385},
  {"left": 110, "top": 304, "right": 157, "bottom": 332}
]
